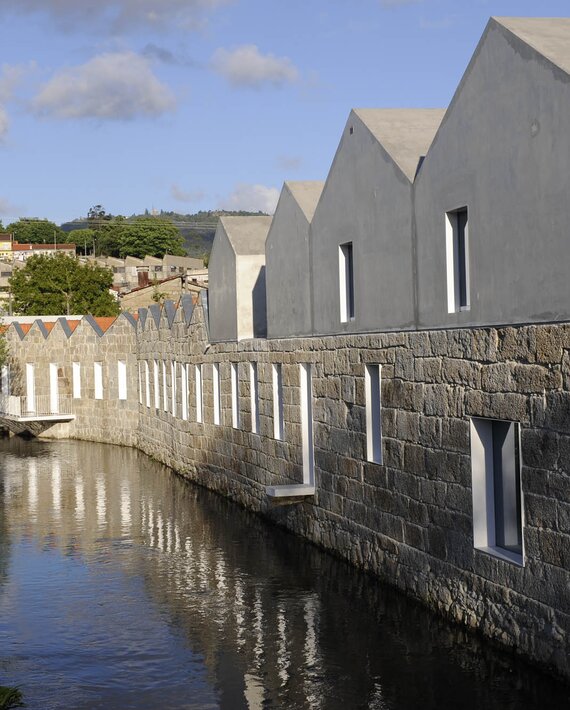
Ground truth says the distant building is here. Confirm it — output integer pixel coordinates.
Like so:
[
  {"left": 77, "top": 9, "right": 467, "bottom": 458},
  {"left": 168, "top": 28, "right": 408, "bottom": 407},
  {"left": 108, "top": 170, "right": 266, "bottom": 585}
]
[{"left": 11, "top": 242, "right": 76, "bottom": 262}]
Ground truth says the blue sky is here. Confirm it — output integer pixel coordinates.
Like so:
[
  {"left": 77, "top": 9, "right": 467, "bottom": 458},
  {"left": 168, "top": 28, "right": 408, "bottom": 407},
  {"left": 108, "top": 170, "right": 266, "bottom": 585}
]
[{"left": 0, "top": 0, "right": 568, "bottom": 225}]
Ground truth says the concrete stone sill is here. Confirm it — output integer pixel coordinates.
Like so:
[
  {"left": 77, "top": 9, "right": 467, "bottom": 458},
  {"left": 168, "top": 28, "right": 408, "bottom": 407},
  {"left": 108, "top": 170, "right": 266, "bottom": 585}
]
[
  {"left": 266, "top": 484, "right": 315, "bottom": 499},
  {"left": 476, "top": 545, "right": 524, "bottom": 567}
]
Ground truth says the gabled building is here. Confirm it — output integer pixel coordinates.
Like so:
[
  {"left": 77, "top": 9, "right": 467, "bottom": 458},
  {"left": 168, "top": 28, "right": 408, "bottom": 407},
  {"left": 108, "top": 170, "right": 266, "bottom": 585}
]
[{"left": 208, "top": 216, "right": 272, "bottom": 342}]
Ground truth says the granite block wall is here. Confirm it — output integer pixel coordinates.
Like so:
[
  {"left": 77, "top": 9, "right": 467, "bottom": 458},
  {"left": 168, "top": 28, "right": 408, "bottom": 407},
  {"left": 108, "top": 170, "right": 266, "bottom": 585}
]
[{"left": 4, "top": 304, "right": 570, "bottom": 679}]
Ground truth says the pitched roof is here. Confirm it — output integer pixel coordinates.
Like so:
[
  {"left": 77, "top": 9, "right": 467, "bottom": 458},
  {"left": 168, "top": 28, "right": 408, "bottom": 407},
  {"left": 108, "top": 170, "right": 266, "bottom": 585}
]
[
  {"left": 352, "top": 108, "right": 445, "bottom": 181},
  {"left": 494, "top": 17, "right": 570, "bottom": 76},
  {"left": 285, "top": 181, "right": 325, "bottom": 222},
  {"left": 220, "top": 216, "right": 272, "bottom": 256}
]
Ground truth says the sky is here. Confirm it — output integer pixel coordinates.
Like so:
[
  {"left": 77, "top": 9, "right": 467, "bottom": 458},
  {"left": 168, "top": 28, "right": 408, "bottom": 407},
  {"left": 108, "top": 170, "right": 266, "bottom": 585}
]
[{"left": 0, "top": 0, "right": 568, "bottom": 226}]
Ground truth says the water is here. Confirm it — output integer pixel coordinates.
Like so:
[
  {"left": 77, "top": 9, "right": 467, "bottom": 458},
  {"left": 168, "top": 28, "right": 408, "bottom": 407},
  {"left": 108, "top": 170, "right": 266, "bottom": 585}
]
[{"left": 0, "top": 439, "right": 568, "bottom": 710}]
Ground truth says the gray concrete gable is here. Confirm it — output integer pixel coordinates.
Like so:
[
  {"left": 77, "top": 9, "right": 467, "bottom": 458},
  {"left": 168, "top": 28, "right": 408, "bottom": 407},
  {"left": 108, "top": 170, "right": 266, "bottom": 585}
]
[
  {"left": 137, "top": 308, "right": 148, "bottom": 329},
  {"left": 148, "top": 304, "right": 162, "bottom": 328},
  {"left": 284, "top": 181, "right": 325, "bottom": 223},
  {"left": 495, "top": 17, "right": 570, "bottom": 77},
  {"left": 180, "top": 294, "right": 195, "bottom": 326},
  {"left": 164, "top": 300, "right": 178, "bottom": 328},
  {"left": 353, "top": 108, "right": 445, "bottom": 182},
  {"left": 219, "top": 216, "right": 272, "bottom": 256}
]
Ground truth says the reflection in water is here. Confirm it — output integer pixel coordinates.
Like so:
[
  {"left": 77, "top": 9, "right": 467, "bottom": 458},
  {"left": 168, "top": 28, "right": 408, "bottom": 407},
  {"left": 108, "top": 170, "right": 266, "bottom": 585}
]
[{"left": 0, "top": 438, "right": 568, "bottom": 710}]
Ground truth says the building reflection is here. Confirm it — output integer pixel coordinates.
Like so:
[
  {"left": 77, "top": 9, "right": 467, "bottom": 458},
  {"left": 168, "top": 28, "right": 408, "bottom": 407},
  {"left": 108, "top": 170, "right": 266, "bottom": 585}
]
[{"left": 0, "top": 438, "right": 567, "bottom": 710}]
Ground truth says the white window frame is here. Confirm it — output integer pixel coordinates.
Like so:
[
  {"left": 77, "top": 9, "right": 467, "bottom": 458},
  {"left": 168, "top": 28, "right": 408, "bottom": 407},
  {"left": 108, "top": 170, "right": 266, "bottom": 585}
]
[
  {"left": 171, "top": 361, "right": 177, "bottom": 417},
  {"left": 94, "top": 362, "right": 103, "bottom": 400},
  {"left": 300, "top": 363, "right": 314, "bottom": 486},
  {"left": 153, "top": 360, "right": 160, "bottom": 410},
  {"left": 213, "top": 363, "right": 221, "bottom": 426},
  {"left": 339, "top": 242, "right": 355, "bottom": 323},
  {"left": 144, "top": 361, "right": 150, "bottom": 407},
  {"left": 118, "top": 360, "right": 128, "bottom": 401},
  {"left": 181, "top": 363, "right": 188, "bottom": 421},
  {"left": 195, "top": 364, "right": 203, "bottom": 423},
  {"left": 162, "top": 361, "right": 168, "bottom": 412},
  {"left": 250, "top": 362, "right": 259, "bottom": 434},
  {"left": 272, "top": 363, "right": 284, "bottom": 440},
  {"left": 49, "top": 363, "right": 59, "bottom": 414},
  {"left": 445, "top": 207, "right": 470, "bottom": 314},
  {"left": 231, "top": 363, "right": 240, "bottom": 429},
  {"left": 72, "top": 362, "right": 81, "bottom": 400},
  {"left": 470, "top": 417, "right": 524, "bottom": 566},
  {"left": 365, "top": 364, "right": 382, "bottom": 463}
]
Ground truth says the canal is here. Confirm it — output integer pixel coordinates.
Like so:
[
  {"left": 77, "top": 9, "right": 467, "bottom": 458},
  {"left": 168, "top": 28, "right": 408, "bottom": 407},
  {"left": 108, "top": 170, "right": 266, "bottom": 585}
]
[{"left": 0, "top": 438, "right": 568, "bottom": 709}]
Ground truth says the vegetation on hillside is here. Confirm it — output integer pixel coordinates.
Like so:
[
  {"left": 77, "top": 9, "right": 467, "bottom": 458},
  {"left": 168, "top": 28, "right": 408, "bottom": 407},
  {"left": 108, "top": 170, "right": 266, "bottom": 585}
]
[
  {"left": 5, "top": 218, "right": 65, "bottom": 244},
  {"left": 9, "top": 253, "right": 119, "bottom": 317},
  {"left": 62, "top": 208, "right": 267, "bottom": 259}
]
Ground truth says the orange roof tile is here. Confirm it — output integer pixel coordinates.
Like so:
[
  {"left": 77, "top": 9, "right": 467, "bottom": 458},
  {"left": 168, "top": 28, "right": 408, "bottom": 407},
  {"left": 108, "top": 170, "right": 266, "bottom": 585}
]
[
  {"left": 43, "top": 322, "right": 55, "bottom": 332},
  {"left": 20, "top": 323, "right": 32, "bottom": 335},
  {"left": 93, "top": 316, "right": 117, "bottom": 333},
  {"left": 66, "top": 320, "right": 80, "bottom": 333}
]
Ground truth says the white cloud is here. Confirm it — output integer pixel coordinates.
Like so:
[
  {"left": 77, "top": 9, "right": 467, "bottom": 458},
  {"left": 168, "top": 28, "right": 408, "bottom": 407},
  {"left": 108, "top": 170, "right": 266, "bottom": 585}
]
[
  {"left": 32, "top": 52, "right": 176, "bottom": 120},
  {"left": 0, "top": 106, "right": 9, "bottom": 141},
  {"left": 142, "top": 44, "right": 198, "bottom": 68},
  {"left": 171, "top": 185, "right": 206, "bottom": 203},
  {"left": 0, "top": 0, "right": 230, "bottom": 32},
  {"left": 211, "top": 45, "right": 299, "bottom": 88},
  {"left": 0, "top": 62, "right": 36, "bottom": 142},
  {"left": 219, "top": 183, "right": 280, "bottom": 214}
]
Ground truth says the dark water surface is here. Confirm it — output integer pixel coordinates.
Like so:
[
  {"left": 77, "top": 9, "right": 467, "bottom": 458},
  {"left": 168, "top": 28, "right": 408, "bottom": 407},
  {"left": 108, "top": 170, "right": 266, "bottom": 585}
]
[{"left": 0, "top": 439, "right": 568, "bottom": 710}]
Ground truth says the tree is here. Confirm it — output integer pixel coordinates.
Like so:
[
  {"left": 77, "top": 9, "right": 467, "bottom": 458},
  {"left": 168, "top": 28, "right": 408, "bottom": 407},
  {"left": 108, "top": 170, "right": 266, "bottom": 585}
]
[
  {"left": 6, "top": 219, "right": 65, "bottom": 244},
  {"left": 9, "top": 253, "right": 119, "bottom": 317},
  {"left": 69, "top": 228, "right": 97, "bottom": 256},
  {"left": 116, "top": 217, "right": 185, "bottom": 258}
]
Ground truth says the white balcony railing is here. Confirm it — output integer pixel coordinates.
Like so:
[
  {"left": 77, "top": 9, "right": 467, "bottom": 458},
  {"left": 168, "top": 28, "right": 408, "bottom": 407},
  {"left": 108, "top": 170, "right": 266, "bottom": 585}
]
[{"left": 0, "top": 394, "right": 73, "bottom": 419}]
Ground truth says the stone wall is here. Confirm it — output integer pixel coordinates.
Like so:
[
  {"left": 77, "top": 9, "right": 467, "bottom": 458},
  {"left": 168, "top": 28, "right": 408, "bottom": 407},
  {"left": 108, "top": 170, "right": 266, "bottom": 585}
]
[{"left": 4, "top": 302, "right": 570, "bottom": 679}]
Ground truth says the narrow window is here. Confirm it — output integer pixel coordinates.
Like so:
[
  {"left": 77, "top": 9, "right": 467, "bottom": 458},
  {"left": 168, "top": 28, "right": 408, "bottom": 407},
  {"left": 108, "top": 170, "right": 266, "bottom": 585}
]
[
  {"left": 272, "top": 363, "right": 284, "bottom": 440},
  {"left": 339, "top": 242, "right": 355, "bottom": 322},
  {"left": 49, "top": 363, "right": 59, "bottom": 414},
  {"left": 470, "top": 418, "right": 524, "bottom": 565},
  {"left": 250, "top": 362, "right": 259, "bottom": 434},
  {"left": 25, "top": 363, "right": 35, "bottom": 414},
  {"left": 72, "top": 362, "right": 81, "bottom": 399},
  {"left": 162, "top": 361, "right": 168, "bottom": 412},
  {"left": 446, "top": 207, "right": 470, "bottom": 313},
  {"left": 181, "top": 363, "right": 188, "bottom": 421},
  {"left": 365, "top": 365, "right": 382, "bottom": 463},
  {"left": 138, "top": 362, "right": 143, "bottom": 405},
  {"left": 118, "top": 360, "right": 128, "bottom": 401},
  {"left": 213, "top": 363, "right": 221, "bottom": 425},
  {"left": 94, "top": 362, "right": 103, "bottom": 400},
  {"left": 1, "top": 365, "right": 9, "bottom": 395},
  {"left": 153, "top": 360, "right": 160, "bottom": 410},
  {"left": 195, "top": 364, "right": 203, "bottom": 423},
  {"left": 144, "top": 361, "right": 150, "bottom": 407},
  {"left": 300, "top": 363, "right": 314, "bottom": 485},
  {"left": 171, "top": 361, "right": 177, "bottom": 417},
  {"left": 231, "top": 363, "right": 240, "bottom": 429}
]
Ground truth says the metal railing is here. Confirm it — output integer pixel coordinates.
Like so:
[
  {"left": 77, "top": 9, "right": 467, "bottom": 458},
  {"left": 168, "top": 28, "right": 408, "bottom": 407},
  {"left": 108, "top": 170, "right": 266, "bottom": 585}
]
[{"left": 0, "top": 394, "right": 73, "bottom": 418}]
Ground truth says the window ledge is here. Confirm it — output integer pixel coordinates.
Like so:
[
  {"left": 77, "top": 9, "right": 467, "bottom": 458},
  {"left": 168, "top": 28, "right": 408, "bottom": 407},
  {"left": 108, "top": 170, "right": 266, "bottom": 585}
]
[
  {"left": 266, "top": 484, "right": 315, "bottom": 498},
  {"left": 475, "top": 545, "right": 524, "bottom": 567}
]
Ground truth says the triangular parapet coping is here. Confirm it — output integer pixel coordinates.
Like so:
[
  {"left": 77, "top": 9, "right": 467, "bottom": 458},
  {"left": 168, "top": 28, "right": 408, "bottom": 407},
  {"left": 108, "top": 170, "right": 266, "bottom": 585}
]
[
  {"left": 12, "top": 323, "right": 32, "bottom": 339},
  {"left": 200, "top": 290, "right": 210, "bottom": 341},
  {"left": 149, "top": 304, "right": 162, "bottom": 328},
  {"left": 84, "top": 315, "right": 117, "bottom": 336},
  {"left": 137, "top": 308, "right": 148, "bottom": 329},
  {"left": 180, "top": 294, "right": 195, "bottom": 326},
  {"left": 121, "top": 312, "right": 138, "bottom": 329},
  {"left": 37, "top": 321, "right": 56, "bottom": 338},
  {"left": 58, "top": 318, "right": 80, "bottom": 338},
  {"left": 164, "top": 300, "right": 178, "bottom": 328}
]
